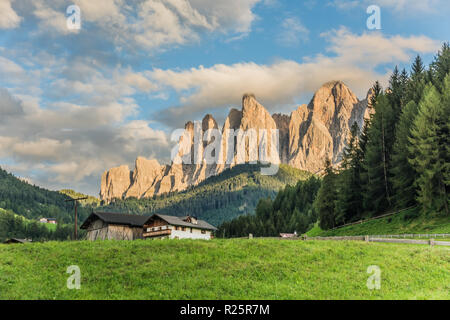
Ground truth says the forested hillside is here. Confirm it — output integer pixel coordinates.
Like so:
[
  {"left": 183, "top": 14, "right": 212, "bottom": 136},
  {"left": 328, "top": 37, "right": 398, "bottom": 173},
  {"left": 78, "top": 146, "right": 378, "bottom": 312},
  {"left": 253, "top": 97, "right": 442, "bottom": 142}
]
[
  {"left": 217, "top": 177, "right": 320, "bottom": 237},
  {"left": 0, "top": 167, "right": 94, "bottom": 241},
  {"left": 100, "top": 164, "right": 311, "bottom": 226},
  {"left": 0, "top": 167, "right": 91, "bottom": 224},
  {"left": 220, "top": 44, "right": 450, "bottom": 237}
]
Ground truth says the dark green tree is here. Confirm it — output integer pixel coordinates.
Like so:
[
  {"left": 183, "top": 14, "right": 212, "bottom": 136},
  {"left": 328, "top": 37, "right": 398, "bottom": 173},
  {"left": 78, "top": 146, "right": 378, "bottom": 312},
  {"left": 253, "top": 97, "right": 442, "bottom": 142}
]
[
  {"left": 335, "top": 122, "right": 364, "bottom": 224},
  {"left": 390, "top": 100, "right": 419, "bottom": 209},
  {"left": 430, "top": 42, "right": 450, "bottom": 91},
  {"left": 405, "top": 55, "right": 426, "bottom": 104},
  {"left": 314, "top": 159, "right": 338, "bottom": 229},
  {"left": 409, "top": 81, "right": 449, "bottom": 215},
  {"left": 363, "top": 93, "right": 396, "bottom": 215}
]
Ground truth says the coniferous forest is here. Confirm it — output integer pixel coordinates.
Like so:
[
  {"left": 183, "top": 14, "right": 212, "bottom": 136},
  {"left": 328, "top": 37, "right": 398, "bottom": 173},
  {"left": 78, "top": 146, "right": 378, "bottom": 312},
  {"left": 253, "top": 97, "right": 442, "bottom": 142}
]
[
  {"left": 0, "top": 167, "right": 92, "bottom": 241},
  {"left": 219, "top": 44, "right": 450, "bottom": 237}
]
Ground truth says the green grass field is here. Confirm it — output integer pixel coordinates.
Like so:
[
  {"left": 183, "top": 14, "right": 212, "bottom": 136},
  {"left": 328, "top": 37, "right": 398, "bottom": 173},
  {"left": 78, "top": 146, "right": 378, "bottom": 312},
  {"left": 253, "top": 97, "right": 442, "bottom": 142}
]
[
  {"left": 307, "top": 208, "right": 450, "bottom": 237},
  {"left": 0, "top": 239, "right": 448, "bottom": 300}
]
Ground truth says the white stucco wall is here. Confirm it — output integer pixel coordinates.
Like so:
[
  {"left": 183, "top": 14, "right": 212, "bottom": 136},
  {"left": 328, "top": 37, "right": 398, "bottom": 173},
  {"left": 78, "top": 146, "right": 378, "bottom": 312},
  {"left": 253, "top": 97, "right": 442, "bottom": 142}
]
[{"left": 169, "top": 225, "right": 212, "bottom": 240}]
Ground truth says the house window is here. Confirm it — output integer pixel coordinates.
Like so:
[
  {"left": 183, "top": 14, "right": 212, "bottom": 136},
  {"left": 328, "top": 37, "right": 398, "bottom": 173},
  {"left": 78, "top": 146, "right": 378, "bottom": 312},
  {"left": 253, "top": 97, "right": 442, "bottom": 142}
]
[
  {"left": 201, "top": 230, "right": 206, "bottom": 234},
  {"left": 190, "top": 228, "right": 193, "bottom": 233}
]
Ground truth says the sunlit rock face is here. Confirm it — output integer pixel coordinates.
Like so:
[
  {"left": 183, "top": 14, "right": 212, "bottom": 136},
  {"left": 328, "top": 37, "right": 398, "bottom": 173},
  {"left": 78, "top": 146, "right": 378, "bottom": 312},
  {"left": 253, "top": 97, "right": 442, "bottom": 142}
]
[{"left": 100, "top": 81, "right": 371, "bottom": 202}]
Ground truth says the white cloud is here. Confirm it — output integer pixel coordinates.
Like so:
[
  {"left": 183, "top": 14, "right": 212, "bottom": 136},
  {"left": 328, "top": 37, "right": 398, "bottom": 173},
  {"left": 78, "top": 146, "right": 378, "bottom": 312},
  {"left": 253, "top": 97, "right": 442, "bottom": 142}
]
[
  {"left": 0, "top": 87, "right": 24, "bottom": 117},
  {"left": 277, "top": 17, "right": 309, "bottom": 46},
  {"left": 32, "top": 2, "right": 77, "bottom": 35},
  {"left": 16, "top": 0, "right": 262, "bottom": 50},
  {"left": 0, "top": 56, "right": 25, "bottom": 77},
  {"left": 123, "top": 72, "right": 156, "bottom": 92},
  {"left": 147, "top": 29, "right": 441, "bottom": 126},
  {"left": 0, "top": 0, "right": 22, "bottom": 29},
  {"left": 0, "top": 87, "right": 169, "bottom": 194},
  {"left": 321, "top": 27, "right": 440, "bottom": 65},
  {"left": 11, "top": 138, "right": 72, "bottom": 162},
  {"left": 189, "top": 0, "right": 261, "bottom": 33}
]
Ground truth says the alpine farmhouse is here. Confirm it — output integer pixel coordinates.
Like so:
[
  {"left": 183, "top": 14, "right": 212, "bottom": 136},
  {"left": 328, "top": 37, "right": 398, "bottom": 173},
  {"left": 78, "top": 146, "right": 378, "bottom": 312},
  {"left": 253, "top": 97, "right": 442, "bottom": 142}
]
[{"left": 80, "top": 212, "right": 217, "bottom": 240}]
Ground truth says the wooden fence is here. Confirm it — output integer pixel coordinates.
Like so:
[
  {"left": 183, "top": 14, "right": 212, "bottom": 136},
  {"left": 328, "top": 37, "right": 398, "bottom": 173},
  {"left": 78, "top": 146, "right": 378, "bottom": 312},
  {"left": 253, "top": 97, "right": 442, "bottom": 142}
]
[
  {"left": 369, "top": 233, "right": 450, "bottom": 239},
  {"left": 237, "top": 234, "right": 450, "bottom": 246},
  {"left": 302, "top": 234, "right": 450, "bottom": 246},
  {"left": 328, "top": 206, "right": 418, "bottom": 231}
]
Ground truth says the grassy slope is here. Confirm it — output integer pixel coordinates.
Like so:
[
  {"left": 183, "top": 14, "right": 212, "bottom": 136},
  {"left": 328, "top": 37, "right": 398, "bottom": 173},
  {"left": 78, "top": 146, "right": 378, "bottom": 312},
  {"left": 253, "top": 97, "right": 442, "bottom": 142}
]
[
  {"left": 0, "top": 239, "right": 448, "bottom": 300},
  {"left": 307, "top": 207, "right": 450, "bottom": 237},
  {"left": 59, "top": 189, "right": 100, "bottom": 207},
  {"left": 101, "top": 164, "right": 311, "bottom": 226}
]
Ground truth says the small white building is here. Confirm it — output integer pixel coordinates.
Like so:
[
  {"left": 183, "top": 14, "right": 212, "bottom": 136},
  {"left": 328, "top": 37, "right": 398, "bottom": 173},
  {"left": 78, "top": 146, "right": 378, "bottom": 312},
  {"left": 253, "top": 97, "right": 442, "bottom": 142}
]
[
  {"left": 143, "top": 214, "right": 217, "bottom": 240},
  {"left": 39, "top": 217, "right": 57, "bottom": 224}
]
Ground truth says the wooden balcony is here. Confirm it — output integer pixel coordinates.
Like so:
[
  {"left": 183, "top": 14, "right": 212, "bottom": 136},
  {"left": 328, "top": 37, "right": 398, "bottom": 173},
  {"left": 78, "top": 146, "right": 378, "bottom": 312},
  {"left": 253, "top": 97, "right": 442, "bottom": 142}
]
[{"left": 143, "top": 229, "right": 171, "bottom": 238}]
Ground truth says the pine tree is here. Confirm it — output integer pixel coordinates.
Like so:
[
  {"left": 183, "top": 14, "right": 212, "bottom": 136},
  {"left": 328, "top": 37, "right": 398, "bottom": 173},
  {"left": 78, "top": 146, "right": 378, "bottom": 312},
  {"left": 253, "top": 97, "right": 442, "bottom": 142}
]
[
  {"left": 363, "top": 93, "right": 396, "bottom": 215},
  {"left": 359, "top": 82, "right": 382, "bottom": 211},
  {"left": 370, "top": 81, "right": 382, "bottom": 109},
  {"left": 335, "top": 122, "right": 363, "bottom": 224},
  {"left": 409, "top": 82, "right": 449, "bottom": 215},
  {"left": 430, "top": 42, "right": 450, "bottom": 91},
  {"left": 388, "top": 66, "right": 405, "bottom": 121},
  {"left": 441, "top": 75, "right": 450, "bottom": 214},
  {"left": 406, "top": 55, "right": 426, "bottom": 104},
  {"left": 314, "top": 159, "right": 338, "bottom": 229},
  {"left": 390, "top": 100, "right": 419, "bottom": 209}
]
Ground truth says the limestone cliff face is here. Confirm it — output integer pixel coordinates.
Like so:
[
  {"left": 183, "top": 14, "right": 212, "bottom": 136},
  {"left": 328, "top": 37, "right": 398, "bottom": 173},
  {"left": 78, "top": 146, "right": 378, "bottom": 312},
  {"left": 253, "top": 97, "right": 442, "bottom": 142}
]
[
  {"left": 306, "top": 81, "right": 361, "bottom": 163},
  {"left": 100, "top": 81, "right": 372, "bottom": 202},
  {"left": 125, "top": 157, "right": 163, "bottom": 199},
  {"left": 213, "top": 94, "right": 280, "bottom": 175},
  {"left": 272, "top": 113, "right": 290, "bottom": 164},
  {"left": 100, "top": 165, "right": 132, "bottom": 203},
  {"left": 288, "top": 105, "right": 334, "bottom": 173}
]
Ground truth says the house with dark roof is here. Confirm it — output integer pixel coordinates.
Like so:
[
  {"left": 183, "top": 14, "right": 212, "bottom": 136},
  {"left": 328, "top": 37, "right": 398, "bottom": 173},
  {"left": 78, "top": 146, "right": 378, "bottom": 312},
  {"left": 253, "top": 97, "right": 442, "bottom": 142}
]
[
  {"left": 80, "top": 212, "right": 217, "bottom": 241},
  {"left": 80, "top": 212, "right": 150, "bottom": 240},
  {"left": 143, "top": 214, "right": 217, "bottom": 240}
]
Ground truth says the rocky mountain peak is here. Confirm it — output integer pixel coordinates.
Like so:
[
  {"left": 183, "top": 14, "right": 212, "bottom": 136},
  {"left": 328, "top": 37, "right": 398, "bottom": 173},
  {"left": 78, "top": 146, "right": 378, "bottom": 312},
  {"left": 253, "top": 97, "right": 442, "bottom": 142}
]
[
  {"left": 202, "top": 114, "right": 218, "bottom": 131},
  {"left": 100, "top": 82, "right": 373, "bottom": 202}
]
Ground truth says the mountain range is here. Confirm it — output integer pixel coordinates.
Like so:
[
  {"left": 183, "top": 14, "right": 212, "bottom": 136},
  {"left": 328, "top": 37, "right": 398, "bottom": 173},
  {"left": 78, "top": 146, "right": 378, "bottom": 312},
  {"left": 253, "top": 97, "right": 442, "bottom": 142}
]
[{"left": 100, "top": 81, "right": 374, "bottom": 203}]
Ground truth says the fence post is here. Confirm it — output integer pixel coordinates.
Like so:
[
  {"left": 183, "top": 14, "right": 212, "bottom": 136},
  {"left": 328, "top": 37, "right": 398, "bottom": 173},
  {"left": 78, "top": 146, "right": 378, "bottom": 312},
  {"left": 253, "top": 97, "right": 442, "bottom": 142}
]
[
  {"left": 365, "top": 235, "right": 369, "bottom": 242},
  {"left": 429, "top": 239, "right": 434, "bottom": 247},
  {"left": 249, "top": 233, "right": 253, "bottom": 239}
]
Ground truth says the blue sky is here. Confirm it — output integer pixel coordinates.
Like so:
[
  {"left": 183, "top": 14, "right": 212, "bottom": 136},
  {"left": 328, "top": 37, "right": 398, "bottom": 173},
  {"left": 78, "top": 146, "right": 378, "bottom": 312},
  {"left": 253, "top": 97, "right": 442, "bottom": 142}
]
[{"left": 0, "top": 0, "right": 448, "bottom": 195}]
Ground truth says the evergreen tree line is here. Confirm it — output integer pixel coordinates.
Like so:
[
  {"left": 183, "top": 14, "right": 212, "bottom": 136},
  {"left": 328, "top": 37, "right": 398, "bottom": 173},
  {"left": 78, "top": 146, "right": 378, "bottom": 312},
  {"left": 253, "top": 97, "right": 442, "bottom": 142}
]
[
  {"left": 217, "top": 177, "right": 321, "bottom": 237},
  {"left": 316, "top": 44, "right": 450, "bottom": 230}
]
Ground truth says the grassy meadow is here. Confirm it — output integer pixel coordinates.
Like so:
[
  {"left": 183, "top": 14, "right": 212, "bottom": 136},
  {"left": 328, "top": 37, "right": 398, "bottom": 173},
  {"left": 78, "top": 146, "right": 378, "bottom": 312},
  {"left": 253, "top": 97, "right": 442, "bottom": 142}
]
[
  {"left": 307, "top": 208, "right": 450, "bottom": 237},
  {"left": 0, "top": 239, "right": 449, "bottom": 300}
]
